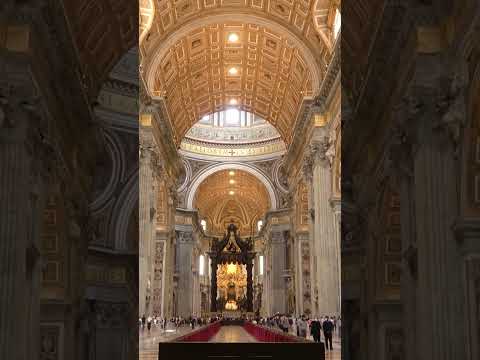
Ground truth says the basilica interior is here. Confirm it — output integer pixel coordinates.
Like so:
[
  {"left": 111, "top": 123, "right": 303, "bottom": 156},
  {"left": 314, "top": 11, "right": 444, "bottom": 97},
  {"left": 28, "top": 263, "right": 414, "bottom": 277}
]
[
  {"left": 2, "top": 0, "right": 480, "bottom": 360},
  {"left": 138, "top": 0, "right": 341, "bottom": 326}
]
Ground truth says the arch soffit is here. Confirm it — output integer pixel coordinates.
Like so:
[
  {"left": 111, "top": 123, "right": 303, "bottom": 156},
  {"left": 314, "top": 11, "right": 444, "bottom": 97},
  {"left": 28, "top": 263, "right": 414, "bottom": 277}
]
[
  {"left": 140, "top": 0, "right": 156, "bottom": 44},
  {"left": 89, "top": 129, "right": 127, "bottom": 213},
  {"left": 186, "top": 163, "right": 278, "bottom": 210},
  {"left": 109, "top": 169, "right": 139, "bottom": 251}
]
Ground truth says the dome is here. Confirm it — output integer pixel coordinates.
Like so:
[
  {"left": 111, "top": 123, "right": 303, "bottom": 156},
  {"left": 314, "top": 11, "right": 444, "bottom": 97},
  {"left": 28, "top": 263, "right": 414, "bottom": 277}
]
[{"left": 180, "top": 110, "right": 286, "bottom": 160}]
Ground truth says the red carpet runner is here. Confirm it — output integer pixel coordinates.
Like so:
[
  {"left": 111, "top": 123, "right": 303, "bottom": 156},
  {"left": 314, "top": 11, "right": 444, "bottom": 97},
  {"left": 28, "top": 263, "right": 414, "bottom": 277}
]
[
  {"left": 175, "top": 321, "right": 308, "bottom": 343},
  {"left": 243, "top": 322, "right": 306, "bottom": 343},
  {"left": 175, "top": 321, "right": 221, "bottom": 342}
]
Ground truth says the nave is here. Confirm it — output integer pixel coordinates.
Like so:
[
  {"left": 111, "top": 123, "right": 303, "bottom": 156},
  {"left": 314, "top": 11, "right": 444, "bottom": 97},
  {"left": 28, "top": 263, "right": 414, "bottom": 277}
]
[{"left": 139, "top": 322, "right": 340, "bottom": 359}]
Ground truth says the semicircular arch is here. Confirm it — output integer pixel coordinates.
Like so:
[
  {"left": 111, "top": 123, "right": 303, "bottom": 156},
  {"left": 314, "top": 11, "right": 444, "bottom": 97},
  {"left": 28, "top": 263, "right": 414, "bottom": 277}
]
[{"left": 186, "top": 163, "right": 278, "bottom": 210}]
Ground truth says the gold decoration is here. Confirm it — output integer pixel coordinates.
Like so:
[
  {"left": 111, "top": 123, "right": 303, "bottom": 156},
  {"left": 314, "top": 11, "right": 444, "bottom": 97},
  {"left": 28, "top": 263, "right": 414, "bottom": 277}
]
[
  {"left": 216, "top": 263, "right": 247, "bottom": 306},
  {"left": 151, "top": 22, "right": 315, "bottom": 146},
  {"left": 194, "top": 170, "right": 270, "bottom": 235}
]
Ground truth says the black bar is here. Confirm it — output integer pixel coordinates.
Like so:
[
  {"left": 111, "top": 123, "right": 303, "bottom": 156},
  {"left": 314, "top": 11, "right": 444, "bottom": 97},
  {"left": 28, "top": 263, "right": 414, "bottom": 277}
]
[{"left": 158, "top": 342, "right": 325, "bottom": 359}]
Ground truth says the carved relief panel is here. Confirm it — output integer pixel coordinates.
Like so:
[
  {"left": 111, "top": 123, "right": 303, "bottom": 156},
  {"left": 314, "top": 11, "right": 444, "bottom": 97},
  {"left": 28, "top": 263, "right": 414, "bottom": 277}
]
[
  {"left": 152, "top": 240, "right": 165, "bottom": 315},
  {"left": 40, "top": 195, "right": 65, "bottom": 299}
]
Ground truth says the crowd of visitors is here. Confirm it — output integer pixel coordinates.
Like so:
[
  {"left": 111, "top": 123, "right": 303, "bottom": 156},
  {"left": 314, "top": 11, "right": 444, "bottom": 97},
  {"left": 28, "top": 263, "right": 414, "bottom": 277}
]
[
  {"left": 140, "top": 312, "right": 340, "bottom": 351},
  {"left": 254, "top": 314, "right": 340, "bottom": 351},
  {"left": 139, "top": 315, "right": 213, "bottom": 333}
]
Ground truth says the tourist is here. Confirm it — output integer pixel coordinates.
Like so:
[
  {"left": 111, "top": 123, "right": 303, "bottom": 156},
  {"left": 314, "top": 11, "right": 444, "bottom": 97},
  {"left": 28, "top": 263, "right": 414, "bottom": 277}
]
[
  {"left": 310, "top": 318, "right": 321, "bottom": 343},
  {"left": 281, "top": 316, "right": 289, "bottom": 333},
  {"left": 297, "top": 316, "right": 307, "bottom": 338},
  {"left": 147, "top": 315, "right": 152, "bottom": 332},
  {"left": 322, "top": 316, "right": 334, "bottom": 350},
  {"left": 141, "top": 314, "right": 146, "bottom": 330}
]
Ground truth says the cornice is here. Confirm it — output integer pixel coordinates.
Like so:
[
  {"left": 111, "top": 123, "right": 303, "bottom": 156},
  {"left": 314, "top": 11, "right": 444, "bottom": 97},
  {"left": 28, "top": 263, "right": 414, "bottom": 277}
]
[
  {"left": 314, "top": 37, "right": 341, "bottom": 109},
  {"left": 149, "top": 99, "right": 184, "bottom": 179},
  {"left": 101, "top": 79, "right": 139, "bottom": 98}
]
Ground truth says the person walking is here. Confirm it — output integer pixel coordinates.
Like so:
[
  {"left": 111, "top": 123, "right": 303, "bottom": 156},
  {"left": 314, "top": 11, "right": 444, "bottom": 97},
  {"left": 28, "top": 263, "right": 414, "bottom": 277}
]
[
  {"left": 297, "top": 316, "right": 307, "bottom": 338},
  {"left": 147, "top": 316, "right": 152, "bottom": 332},
  {"left": 310, "top": 318, "right": 321, "bottom": 343},
  {"left": 281, "top": 316, "right": 289, "bottom": 333},
  {"left": 322, "top": 316, "right": 334, "bottom": 350},
  {"left": 141, "top": 314, "right": 146, "bottom": 331}
]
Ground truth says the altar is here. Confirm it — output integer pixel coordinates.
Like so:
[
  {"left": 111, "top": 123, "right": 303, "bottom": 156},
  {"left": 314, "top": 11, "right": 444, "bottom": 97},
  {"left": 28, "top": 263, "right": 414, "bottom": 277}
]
[{"left": 208, "top": 224, "right": 255, "bottom": 313}]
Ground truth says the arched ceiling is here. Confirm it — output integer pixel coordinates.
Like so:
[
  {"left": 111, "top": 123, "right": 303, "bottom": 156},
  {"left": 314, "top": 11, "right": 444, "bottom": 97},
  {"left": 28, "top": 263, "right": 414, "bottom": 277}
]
[
  {"left": 140, "top": 1, "right": 339, "bottom": 147},
  {"left": 193, "top": 169, "right": 270, "bottom": 235},
  {"left": 62, "top": 0, "right": 137, "bottom": 97},
  {"left": 148, "top": 22, "right": 315, "bottom": 146},
  {"left": 342, "top": 0, "right": 384, "bottom": 102},
  {"left": 140, "top": 0, "right": 155, "bottom": 43},
  {"left": 313, "top": 0, "right": 341, "bottom": 49},
  {"left": 140, "top": 0, "right": 335, "bottom": 55}
]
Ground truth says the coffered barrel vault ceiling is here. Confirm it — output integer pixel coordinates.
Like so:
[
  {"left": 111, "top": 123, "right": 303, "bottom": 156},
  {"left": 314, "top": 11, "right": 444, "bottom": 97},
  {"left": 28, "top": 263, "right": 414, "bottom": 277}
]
[
  {"left": 62, "top": 0, "right": 137, "bottom": 96},
  {"left": 140, "top": 1, "right": 340, "bottom": 147},
  {"left": 140, "top": 0, "right": 335, "bottom": 56},
  {"left": 152, "top": 22, "right": 315, "bottom": 145},
  {"left": 193, "top": 170, "right": 270, "bottom": 235}
]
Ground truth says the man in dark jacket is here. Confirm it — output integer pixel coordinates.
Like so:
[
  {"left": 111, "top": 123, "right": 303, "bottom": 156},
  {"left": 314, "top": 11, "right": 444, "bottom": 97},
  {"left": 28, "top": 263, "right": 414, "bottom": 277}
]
[
  {"left": 310, "top": 318, "right": 321, "bottom": 343},
  {"left": 322, "top": 316, "right": 334, "bottom": 350}
]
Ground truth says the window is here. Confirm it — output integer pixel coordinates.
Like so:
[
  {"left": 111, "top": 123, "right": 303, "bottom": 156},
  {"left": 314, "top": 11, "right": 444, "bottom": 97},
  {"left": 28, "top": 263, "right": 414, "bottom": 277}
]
[
  {"left": 200, "top": 114, "right": 211, "bottom": 124},
  {"left": 257, "top": 220, "right": 263, "bottom": 232},
  {"left": 225, "top": 108, "right": 240, "bottom": 126},
  {"left": 259, "top": 255, "right": 264, "bottom": 276},
  {"left": 333, "top": 8, "right": 341, "bottom": 40},
  {"left": 201, "top": 219, "right": 207, "bottom": 232},
  {"left": 199, "top": 255, "right": 205, "bottom": 276}
]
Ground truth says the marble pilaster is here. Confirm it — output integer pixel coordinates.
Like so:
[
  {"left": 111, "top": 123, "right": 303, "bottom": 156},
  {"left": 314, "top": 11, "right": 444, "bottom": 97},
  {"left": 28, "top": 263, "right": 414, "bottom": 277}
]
[
  {"left": 269, "top": 228, "right": 288, "bottom": 314},
  {"left": 175, "top": 228, "right": 195, "bottom": 317},
  {"left": 0, "top": 93, "right": 48, "bottom": 360},
  {"left": 305, "top": 130, "right": 341, "bottom": 316},
  {"left": 414, "top": 99, "right": 465, "bottom": 360},
  {"left": 139, "top": 126, "right": 161, "bottom": 316}
]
